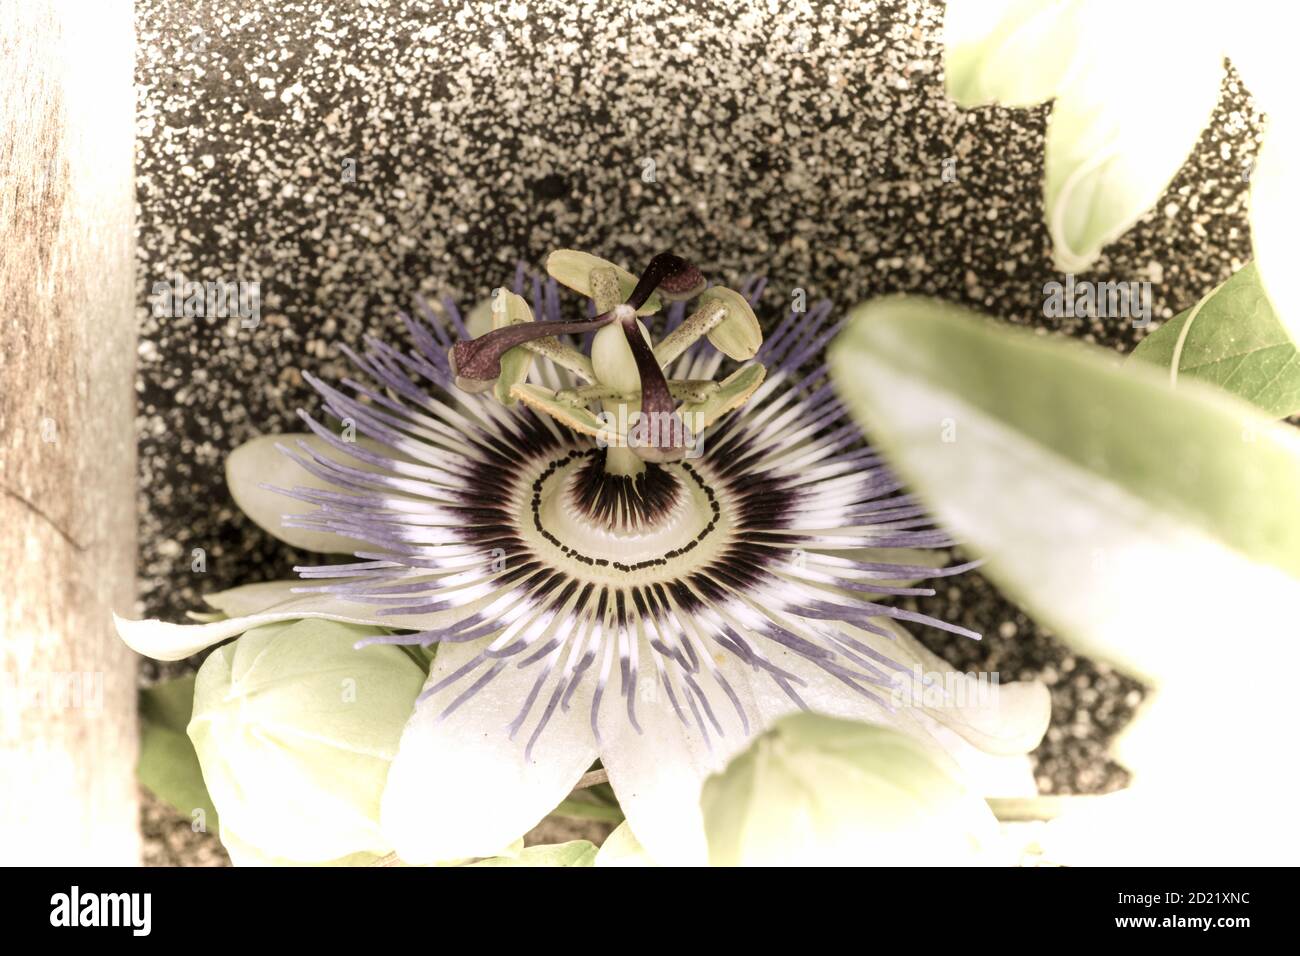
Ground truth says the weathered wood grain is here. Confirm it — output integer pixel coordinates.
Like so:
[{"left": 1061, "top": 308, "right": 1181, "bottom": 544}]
[{"left": 1, "top": 0, "right": 139, "bottom": 864}]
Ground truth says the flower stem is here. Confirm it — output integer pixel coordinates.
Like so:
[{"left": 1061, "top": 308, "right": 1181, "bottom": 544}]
[{"left": 573, "top": 768, "right": 609, "bottom": 789}]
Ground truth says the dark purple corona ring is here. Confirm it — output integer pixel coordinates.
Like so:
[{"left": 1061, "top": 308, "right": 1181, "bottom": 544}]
[{"left": 273, "top": 252, "right": 982, "bottom": 758}]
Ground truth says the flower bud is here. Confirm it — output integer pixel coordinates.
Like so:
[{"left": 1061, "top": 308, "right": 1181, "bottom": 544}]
[
  {"left": 188, "top": 619, "right": 426, "bottom": 865},
  {"left": 701, "top": 713, "right": 1001, "bottom": 866}
]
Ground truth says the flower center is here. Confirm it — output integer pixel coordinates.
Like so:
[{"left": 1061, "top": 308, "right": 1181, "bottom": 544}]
[{"left": 525, "top": 447, "right": 729, "bottom": 582}]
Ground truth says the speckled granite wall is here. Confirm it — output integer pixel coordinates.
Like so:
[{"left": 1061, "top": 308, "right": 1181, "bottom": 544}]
[{"left": 134, "top": 0, "right": 1265, "bottom": 798}]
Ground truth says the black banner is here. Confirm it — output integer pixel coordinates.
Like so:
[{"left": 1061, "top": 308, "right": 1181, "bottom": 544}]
[{"left": 1, "top": 866, "right": 1275, "bottom": 940}]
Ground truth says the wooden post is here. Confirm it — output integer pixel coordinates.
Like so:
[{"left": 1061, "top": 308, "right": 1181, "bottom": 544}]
[{"left": 1, "top": 0, "right": 139, "bottom": 864}]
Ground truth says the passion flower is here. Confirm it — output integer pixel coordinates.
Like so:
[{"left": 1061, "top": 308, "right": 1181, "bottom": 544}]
[{"left": 118, "top": 250, "right": 1049, "bottom": 866}]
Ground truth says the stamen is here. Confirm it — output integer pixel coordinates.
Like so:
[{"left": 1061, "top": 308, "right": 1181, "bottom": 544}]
[
  {"left": 625, "top": 251, "right": 707, "bottom": 309},
  {"left": 448, "top": 316, "right": 615, "bottom": 391}
]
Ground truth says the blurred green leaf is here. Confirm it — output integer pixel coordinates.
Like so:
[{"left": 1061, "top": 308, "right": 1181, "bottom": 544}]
[
  {"left": 1248, "top": 116, "right": 1300, "bottom": 351},
  {"left": 139, "top": 672, "right": 195, "bottom": 732},
  {"left": 944, "top": 2, "right": 1225, "bottom": 273},
  {"left": 551, "top": 796, "right": 624, "bottom": 823},
  {"left": 1129, "top": 263, "right": 1300, "bottom": 418},
  {"left": 138, "top": 676, "right": 219, "bottom": 832},
  {"left": 830, "top": 296, "right": 1300, "bottom": 684},
  {"left": 470, "top": 841, "right": 597, "bottom": 867},
  {"left": 944, "top": 0, "right": 1087, "bottom": 108},
  {"left": 1041, "top": 20, "right": 1222, "bottom": 273}
]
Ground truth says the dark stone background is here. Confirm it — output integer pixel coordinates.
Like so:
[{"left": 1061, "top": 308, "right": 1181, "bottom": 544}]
[{"left": 134, "top": 0, "right": 1265, "bottom": 839}]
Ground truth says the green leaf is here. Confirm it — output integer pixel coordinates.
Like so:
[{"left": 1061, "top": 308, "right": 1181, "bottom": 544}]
[
  {"left": 470, "top": 841, "right": 598, "bottom": 867},
  {"left": 138, "top": 676, "right": 219, "bottom": 832},
  {"left": 830, "top": 296, "right": 1300, "bottom": 685},
  {"left": 1129, "top": 263, "right": 1300, "bottom": 418},
  {"left": 701, "top": 713, "right": 1000, "bottom": 866}
]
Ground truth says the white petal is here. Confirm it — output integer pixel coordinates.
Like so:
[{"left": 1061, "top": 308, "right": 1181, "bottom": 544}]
[
  {"left": 743, "top": 633, "right": 896, "bottom": 725},
  {"left": 599, "top": 649, "right": 754, "bottom": 867},
  {"left": 741, "top": 617, "right": 1050, "bottom": 758},
  {"left": 929, "top": 679, "right": 1051, "bottom": 756},
  {"left": 1045, "top": 6, "right": 1224, "bottom": 271},
  {"left": 226, "top": 433, "right": 368, "bottom": 553},
  {"left": 1249, "top": 118, "right": 1300, "bottom": 344},
  {"left": 380, "top": 639, "right": 598, "bottom": 864},
  {"left": 920, "top": 723, "right": 1039, "bottom": 798},
  {"left": 117, "top": 580, "right": 472, "bottom": 661},
  {"left": 885, "top": 622, "right": 1052, "bottom": 756}
]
